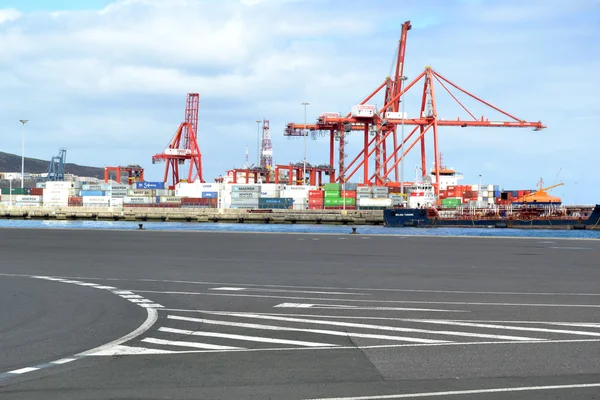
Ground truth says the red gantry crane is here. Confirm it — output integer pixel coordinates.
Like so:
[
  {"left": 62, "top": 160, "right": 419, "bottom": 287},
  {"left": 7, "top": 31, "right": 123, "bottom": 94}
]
[
  {"left": 284, "top": 21, "right": 546, "bottom": 193},
  {"left": 152, "top": 93, "right": 204, "bottom": 188}
]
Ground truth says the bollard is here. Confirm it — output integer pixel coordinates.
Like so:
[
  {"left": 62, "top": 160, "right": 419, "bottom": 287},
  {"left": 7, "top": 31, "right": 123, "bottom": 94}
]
[
  {"left": 351, "top": 226, "right": 357, "bottom": 234},
  {"left": 138, "top": 223, "right": 145, "bottom": 230}
]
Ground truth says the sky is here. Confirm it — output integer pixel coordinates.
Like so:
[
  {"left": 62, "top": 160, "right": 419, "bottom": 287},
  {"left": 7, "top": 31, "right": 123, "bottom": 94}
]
[{"left": 0, "top": 0, "right": 599, "bottom": 203}]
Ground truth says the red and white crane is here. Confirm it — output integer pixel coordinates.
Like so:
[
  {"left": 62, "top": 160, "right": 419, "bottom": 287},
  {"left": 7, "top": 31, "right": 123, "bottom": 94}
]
[
  {"left": 152, "top": 93, "right": 204, "bottom": 188},
  {"left": 284, "top": 20, "right": 546, "bottom": 193}
]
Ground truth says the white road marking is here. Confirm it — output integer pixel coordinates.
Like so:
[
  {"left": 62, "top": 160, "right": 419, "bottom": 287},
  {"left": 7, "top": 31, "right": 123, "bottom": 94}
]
[
  {"left": 90, "top": 345, "right": 179, "bottom": 356},
  {"left": 304, "top": 382, "right": 600, "bottom": 399},
  {"left": 113, "top": 290, "right": 134, "bottom": 295},
  {"left": 8, "top": 367, "right": 39, "bottom": 374},
  {"left": 549, "top": 246, "right": 592, "bottom": 250},
  {"left": 93, "top": 285, "right": 117, "bottom": 290},
  {"left": 127, "top": 298, "right": 155, "bottom": 303},
  {"left": 143, "top": 337, "right": 243, "bottom": 350},
  {"left": 195, "top": 312, "right": 543, "bottom": 341},
  {"left": 120, "top": 294, "right": 144, "bottom": 299},
  {"left": 29, "top": 274, "right": 600, "bottom": 296},
  {"left": 51, "top": 358, "right": 77, "bottom": 365},
  {"left": 138, "top": 303, "right": 164, "bottom": 308},
  {"left": 402, "top": 319, "right": 600, "bottom": 337},
  {"left": 159, "top": 327, "right": 338, "bottom": 347},
  {"left": 211, "top": 288, "right": 371, "bottom": 296},
  {"left": 75, "top": 282, "right": 100, "bottom": 287},
  {"left": 167, "top": 315, "right": 448, "bottom": 344},
  {"left": 56, "top": 280, "right": 83, "bottom": 284},
  {"left": 273, "top": 303, "right": 466, "bottom": 312},
  {"left": 134, "top": 290, "right": 600, "bottom": 308}
]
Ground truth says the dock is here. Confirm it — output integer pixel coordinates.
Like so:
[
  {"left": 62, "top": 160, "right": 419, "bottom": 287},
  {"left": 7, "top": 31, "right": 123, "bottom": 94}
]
[{"left": 0, "top": 206, "right": 384, "bottom": 225}]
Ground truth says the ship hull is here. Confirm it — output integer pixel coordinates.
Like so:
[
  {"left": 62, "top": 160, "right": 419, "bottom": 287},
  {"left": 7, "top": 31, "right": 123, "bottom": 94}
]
[{"left": 383, "top": 205, "right": 600, "bottom": 230}]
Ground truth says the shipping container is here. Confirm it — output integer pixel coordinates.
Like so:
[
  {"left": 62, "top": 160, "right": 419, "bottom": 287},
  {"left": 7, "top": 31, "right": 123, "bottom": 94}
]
[
  {"left": 124, "top": 196, "right": 154, "bottom": 205},
  {"left": 82, "top": 196, "right": 110, "bottom": 205},
  {"left": 441, "top": 198, "right": 462, "bottom": 207},
  {"left": 46, "top": 181, "right": 74, "bottom": 189},
  {"left": 308, "top": 198, "right": 324, "bottom": 206},
  {"left": 110, "top": 184, "right": 129, "bottom": 191},
  {"left": 15, "top": 195, "right": 42, "bottom": 203},
  {"left": 357, "top": 198, "right": 392, "bottom": 208},
  {"left": 1, "top": 188, "right": 29, "bottom": 195},
  {"left": 232, "top": 185, "right": 261, "bottom": 192},
  {"left": 371, "top": 186, "right": 389, "bottom": 194},
  {"left": 341, "top": 190, "right": 356, "bottom": 198},
  {"left": 324, "top": 198, "right": 355, "bottom": 206},
  {"left": 324, "top": 190, "right": 341, "bottom": 198},
  {"left": 135, "top": 181, "right": 165, "bottom": 190},
  {"left": 109, "top": 190, "right": 128, "bottom": 198},
  {"left": 80, "top": 190, "right": 104, "bottom": 197},
  {"left": 308, "top": 190, "right": 324, "bottom": 198},
  {"left": 356, "top": 193, "right": 372, "bottom": 199},
  {"left": 81, "top": 184, "right": 104, "bottom": 191},
  {"left": 181, "top": 198, "right": 217, "bottom": 207},
  {"left": 323, "top": 183, "right": 342, "bottom": 191},
  {"left": 68, "top": 196, "right": 83, "bottom": 206},
  {"left": 201, "top": 191, "right": 219, "bottom": 199},
  {"left": 29, "top": 188, "right": 43, "bottom": 196},
  {"left": 110, "top": 198, "right": 124, "bottom": 207},
  {"left": 356, "top": 186, "right": 371, "bottom": 193},
  {"left": 232, "top": 191, "right": 259, "bottom": 199},
  {"left": 258, "top": 198, "right": 294, "bottom": 209},
  {"left": 128, "top": 189, "right": 154, "bottom": 197},
  {"left": 372, "top": 193, "right": 390, "bottom": 199}
]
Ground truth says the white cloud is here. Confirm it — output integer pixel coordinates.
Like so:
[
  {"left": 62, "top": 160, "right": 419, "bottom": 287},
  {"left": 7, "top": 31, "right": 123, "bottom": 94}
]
[{"left": 0, "top": 8, "right": 21, "bottom": 24}]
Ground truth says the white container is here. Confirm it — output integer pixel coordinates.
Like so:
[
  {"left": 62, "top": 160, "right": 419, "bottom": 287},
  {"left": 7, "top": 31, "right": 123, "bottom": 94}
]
[
  {"left": 358, "top": 198, "right": 392, "bottom": 207},
  {"left": 232, "top": 192, "right": 259, "bottom": 199},
  {"left": 232, "top": 185, "right": 260, "bottom": 192},
  {"left": 124, "top": 196, "right": 154, "bottom": 205},
  {"left": 15, "top": 195, "right": 43, "bottom": 203},
  {"left": 110, "top": 184, "right": 129, "bottom": 191},
  {"left": 127, "top": 189, "right": 154, "bottom": 197},
  {"left": 110, "top": 190, "right": 128, "bottom": 198},
  {"left": 82, "top": 196, "right": 110, "bottom": 205},
  {"left": 351, "top": 104, "right": 375, "bottom": 118},
  {"left": 487, "top": 184, "right": 494, "bottom": 191},
  {"left": 36, "top": 182, "right": 47, "bottom": 189},
  {"left": 110, "top": 198, "right": 124, "bottom": 207},
  {"left": 46, "top": 181, "right": 74, "bottom": 189},
  {"left": 159, "top": 196, "right": 182, "bottom": 204},
  {"left": 198, "top": 183, "right": 221, "bottom": 191}
]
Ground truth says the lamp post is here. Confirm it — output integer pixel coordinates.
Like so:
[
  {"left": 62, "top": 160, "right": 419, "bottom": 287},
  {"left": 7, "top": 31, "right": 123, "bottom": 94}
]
[
  {"left": 9, "top": 178, "right": 12, "bottom": 207},
  {"left": 19, "top": 120, "right": 28, "bottom": 188},
  {"left": 479, "top": 174, "right": 482, "bottom": 204},
  {"left": 301, "top": 102, "right": 310, "bottom": 186},
  {"left": 255, "top": 120, "right": 261, "bottom": 168},
  {"left": 400, "top": 76, "right": 408, "bottom": 196}
]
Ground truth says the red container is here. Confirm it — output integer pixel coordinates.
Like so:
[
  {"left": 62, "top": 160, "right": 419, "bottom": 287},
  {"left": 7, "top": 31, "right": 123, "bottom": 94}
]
[
  {"left": 446, "top": 191, "right": 456, "bottom": 197},
  {"left": 181, "top": 198, "right": 217, "bottom": 207},
  {"left": 341, "top": 190, "right": 356, "bottom": 198},
  {"left": 68, "top": 196, "right": 83, "bottom": 206},
  {"left": 308, "top": 190, "right": 324, "bottom": 198},
  {"left": 518, "top": 190, "right": 525, "bottom": 197},
  {"left": 308, "top": 198, "right": 324, "bottom": 206},
  {"left": 30, "top": 188, "right": 43, "bottom": 196},
  {"left": 308, "top": 204, "right": 323, "bottom": 210}
]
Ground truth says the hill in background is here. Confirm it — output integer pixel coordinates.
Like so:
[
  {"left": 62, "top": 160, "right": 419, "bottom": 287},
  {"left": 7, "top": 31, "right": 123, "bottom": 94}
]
[{"left": 0, "top": 151, "right": 104, "bottom": 180}]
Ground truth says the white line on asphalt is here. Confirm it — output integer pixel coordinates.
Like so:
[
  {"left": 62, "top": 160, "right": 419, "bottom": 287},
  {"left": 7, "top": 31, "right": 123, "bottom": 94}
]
[
  {"left": 159, "top": 326, "right": 339, "bottom": 347},
  {"left": 7, "top": 367, "right": 39, "bottom": 374},
  {"left": 120, "top": 294, "right": 144, "bottom": 299},
  {"left": 303, "top": 382, "right": 600, "bottom": 399},
  {"left": 548, "top": 246, "right": 592, "bottom": 250},
  {"left": 167, "top": 315, "right": 447, "bottom": 344},
  {"left": 193, "top": 312, "right": 543, "bottom": 341},
  {"left": 51, "top": 358, "right": 77, "bottom": 365},
  {"left": 93, "top": 286, "right": 117, "bottom": 290},
  {"left": 401, "top": 319, "right": 600, "bottom": 337},
  {"left": 143, "top": 337, "right": 244, "bottom": 350},
  {"left": 127, "top": 299, "right": 155, "bottom": 303},
  {"left": 211, "top": 288, "right": 371, "bottom": 296},
  {"left": 273, "top": 303, "right": 466, "bottom": 312},
  {"left": 27, "top": 273, "right": 600, "bottom": 297},
  {"left": 90, "top": 344, "right": 179, "bottom": 356},
  {"left": 112, "top": 290, "right": 135, "bottom": 295},
  {"left": 161, "top": 309, "right": 600, "bottom": 328},
  {"left": 87, "top": 338, "right": 600, "bottom": 356},
  {"left": 138, "top": 303, "right": 164, "bottom": 308},
  {"left": 133, "top": 289, "right": 600, "bottom": 308},
  {"left": 74, "top": 282, "right": 100, "bottom": 287}
]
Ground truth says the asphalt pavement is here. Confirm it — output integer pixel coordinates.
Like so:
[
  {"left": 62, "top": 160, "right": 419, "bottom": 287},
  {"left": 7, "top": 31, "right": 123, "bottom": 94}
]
[{"left": 0, "top": 227, "right": 599, "bottom": 399}]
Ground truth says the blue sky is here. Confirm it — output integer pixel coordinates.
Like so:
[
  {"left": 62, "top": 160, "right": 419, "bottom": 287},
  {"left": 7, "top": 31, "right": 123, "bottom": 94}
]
[{"left": 0, "top": 0, "right": 599, "bottom": 203}]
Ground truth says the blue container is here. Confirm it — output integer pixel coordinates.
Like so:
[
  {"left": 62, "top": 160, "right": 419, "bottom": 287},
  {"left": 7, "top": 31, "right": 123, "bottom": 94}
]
[
  {"left": 258, "top": 198, "right": 294, "bottom": 209},
  {"left": 80, "top": 190, "right": 104, "bottom": 196},
  {"left": 494, "top": 190, "right": 500, "bottom": 198},
  {"left": 202, "top": 191, "right": 218, "bottom": 199},
  {"left": 136, "top": 181, "right": 165, "bottom": 190}
]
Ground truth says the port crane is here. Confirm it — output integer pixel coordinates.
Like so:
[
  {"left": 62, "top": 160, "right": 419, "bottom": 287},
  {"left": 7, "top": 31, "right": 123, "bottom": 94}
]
[
  {"left": 517, "top": 179, "right": 564, "bottom": 204},
  {"left": 45, "top": 148, "right": 66, "bottom": 181},
  {"left": 152, "top": 93, "right": 204, "bottom": 188},
  {"left": 284, "top": 20, "right": 546, "bottom": 194}
]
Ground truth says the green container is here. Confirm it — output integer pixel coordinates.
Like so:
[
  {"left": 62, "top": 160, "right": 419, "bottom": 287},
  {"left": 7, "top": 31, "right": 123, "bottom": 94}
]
[
  {"left": 324, "top": 190, "right": 341, "bottom": 198},
  {"left": 1, "top": 188, "right": 29, "bottom": 195},
  {"left": 324, "top": 198, "right": 355, "bottom": 206},
  {"left": 441, "top": 197, "right": 462, "bottom": 207},
  {"left": 323, "top": 183, "right": 342, "bottom": 191}
]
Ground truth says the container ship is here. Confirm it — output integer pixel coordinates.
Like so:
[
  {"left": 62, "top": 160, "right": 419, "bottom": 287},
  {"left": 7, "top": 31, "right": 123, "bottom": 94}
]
[{"left": 383, "top": 170, "right": 600, "bottom": 230}]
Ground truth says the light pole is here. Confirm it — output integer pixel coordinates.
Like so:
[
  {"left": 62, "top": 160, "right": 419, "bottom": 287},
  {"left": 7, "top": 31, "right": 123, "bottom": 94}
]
[
  {"left": 400, "top": 76, "right": 408, "bottom": 196},
  {"left": 19, "top": 120, "right": 28, "bottom": 188},
  {"left": 9, "top": 178, "right": 12, "bottom": 207},
  {"left": 255, "top": 120, "right": 261, "bottom": 168},
  {"left": 301, "top": 102, "right": 310, "bottom": 186},
  {"left": 479, "top": 174, "right": 482, "bottom": 203}
]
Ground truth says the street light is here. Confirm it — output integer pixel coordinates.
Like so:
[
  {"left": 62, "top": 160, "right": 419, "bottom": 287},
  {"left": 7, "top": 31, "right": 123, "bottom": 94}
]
[
  {"left": 400, "top": 76, "right": 408, "bottom": 196},
  {"left": 479, "top": 174, "right": 482, "bottom": 204},
  {"left": 255, "top": 120, "right": 261, "bottom": 168},
  {"left": 19, "top": 119, "right": 28, "bottom": 188},
  {"left": 301, "top": 102, "right": 310, "bottom": 186}
]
